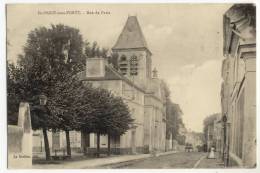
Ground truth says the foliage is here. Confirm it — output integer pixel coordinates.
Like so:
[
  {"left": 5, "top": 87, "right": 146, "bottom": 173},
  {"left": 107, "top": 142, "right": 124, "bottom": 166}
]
[
  {"left": 46, "top": 75, "right": 91, "bottom": 132},
  {"left": 162, "top": 80, "right": 185, "bottom": 141},
  {"left": 203, "top": 113, "right": 221, "bottom": 141},
  {"left": 76, "top": 85, "right": 134, "bottom": 135},
  {"left": 47, "top": 75, "right": 133, "bottom": 136},
  {"left": 7, "top": 63, "right": 24, "bottom": 124},
  {"left": 84, "top": 41, "right": 119, "bottom": 70},
  {"left": 7, "top": 24, "right": 85, "bottom": 128},
  {"left": 7, "top": 23, "right": 135, "bottom": 159},
  {"left": 7, "top": 23, "right": 134, "bottom": 133},
  {"left": 108, "top": 52, "right": 119, "bottom": 70},
  {"left": 84, "top": 41, "right": 108, "bottom": 59},
  {"left": 166, "top": 98, "right": 184, "bottom": 140}
]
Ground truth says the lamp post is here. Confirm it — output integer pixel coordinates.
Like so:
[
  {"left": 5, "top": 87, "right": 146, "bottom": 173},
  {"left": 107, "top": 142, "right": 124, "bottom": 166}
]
[
  {"left": 39, "top": 94, "right": 47, "bottom": 106},
  {"left": 222, "top": 114, "right": 229, "bottom": 167}
]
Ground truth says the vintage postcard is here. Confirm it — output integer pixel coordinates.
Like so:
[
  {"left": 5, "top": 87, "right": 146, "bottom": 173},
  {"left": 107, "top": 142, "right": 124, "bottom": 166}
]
[{"left": 4, "top": 1, "right": 257, "bottom": 170}]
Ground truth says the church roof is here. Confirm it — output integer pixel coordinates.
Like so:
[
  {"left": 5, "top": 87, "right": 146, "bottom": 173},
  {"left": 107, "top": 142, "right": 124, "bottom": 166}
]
[
  {"left": 78, "top": 64, "right": 146, "bottom": 93},
  {"left": 113, "top": 16, "right": 150, "bottom": 52},
  {"left": 77, "top": 65, "right": 121, "bottom": 81}
]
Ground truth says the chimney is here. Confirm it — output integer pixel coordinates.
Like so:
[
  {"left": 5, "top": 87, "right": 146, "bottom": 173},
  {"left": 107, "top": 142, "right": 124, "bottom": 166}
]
[{"left": 86, "top": 57, "right": 106, "bottom": 78}]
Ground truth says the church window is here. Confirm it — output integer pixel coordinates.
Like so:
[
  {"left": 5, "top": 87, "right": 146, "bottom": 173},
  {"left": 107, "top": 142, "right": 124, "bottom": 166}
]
[
  {"left": 119, "top": 55, "right": 128, "bottom": 75},
  {"left": 120, "top": 55, "right": 127, "bottom": 61},
  {"left": 130, "top": 55, "right": 138, "bottom": 76}
]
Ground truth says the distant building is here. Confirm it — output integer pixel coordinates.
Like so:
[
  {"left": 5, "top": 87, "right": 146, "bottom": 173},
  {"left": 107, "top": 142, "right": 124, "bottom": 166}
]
[
  {"left": 221, "top": 4, "right": 256, "bottom": 167},
  {"left": 203, "top": 113, "right": 222, "bottom": 152},
  {"left": 33, "top": 16, "right": 167, "bottom": 154},
  {"left": 185, "top": 131, "right": 204, "bottom": 151}
]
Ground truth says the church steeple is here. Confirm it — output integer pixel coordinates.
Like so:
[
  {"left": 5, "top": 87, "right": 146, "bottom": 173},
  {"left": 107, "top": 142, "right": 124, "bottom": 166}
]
[
  {"left": 112, "top": 16, "right": 152, "bottom": 88},
  {"left": 113, "top": 16, "right": 151, "bottom": 54}
]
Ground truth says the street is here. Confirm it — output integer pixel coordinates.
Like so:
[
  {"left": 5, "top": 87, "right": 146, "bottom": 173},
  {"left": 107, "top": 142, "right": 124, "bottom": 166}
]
[
  {"left": 100, "top": 152, "right": 213, "bottom": 169},
  {"left": 32, "top": 151, "right": 225, "bottom": 169}
]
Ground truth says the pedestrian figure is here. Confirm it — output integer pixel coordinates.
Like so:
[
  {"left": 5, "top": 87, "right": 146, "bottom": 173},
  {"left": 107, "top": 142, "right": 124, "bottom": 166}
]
[{"left": 208, "top": 146, "right": 215, "bottom": 159}]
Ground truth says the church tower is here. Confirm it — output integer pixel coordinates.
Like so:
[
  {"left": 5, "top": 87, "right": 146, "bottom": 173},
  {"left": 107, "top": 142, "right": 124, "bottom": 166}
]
[{"left": 112, "top": 16, "right": 152, "bottom": 88}]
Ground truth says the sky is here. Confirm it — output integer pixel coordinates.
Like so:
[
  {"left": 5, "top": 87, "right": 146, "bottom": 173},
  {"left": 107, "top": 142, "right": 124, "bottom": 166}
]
[{"left": 6, "top": 3, "right": 232, "bottom": 132}]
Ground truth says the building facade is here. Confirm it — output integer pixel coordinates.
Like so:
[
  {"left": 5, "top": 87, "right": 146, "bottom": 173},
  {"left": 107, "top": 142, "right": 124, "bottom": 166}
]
[
  {"left": 33, "top": 16, "right": 167, "bottom": 155},
  {"left": 221, "top": 4, "right": 256, "bottom": 167},
  {"left": 185, "top": 131, "right": 204, "bottom": 151}
]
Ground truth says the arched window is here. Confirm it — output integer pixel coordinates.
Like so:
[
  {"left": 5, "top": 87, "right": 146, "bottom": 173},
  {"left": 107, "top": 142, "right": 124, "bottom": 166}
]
[{"left": 130, "top": 55, "right": 138, "bottom": 75}]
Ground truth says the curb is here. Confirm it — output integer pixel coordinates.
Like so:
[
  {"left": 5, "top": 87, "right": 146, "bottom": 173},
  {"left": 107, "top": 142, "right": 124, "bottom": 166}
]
[
  {"left": 33, "top": 150, "right": 180, "bottom": 169},
  {"left": 85, "top": 150, "right": 179, "bottom": 168},
  {"left": 193, "top": 155, "right": 206, "bottom": 168},
  {"left": 89, "top": 155, "right": 151, "bottom": 168}
]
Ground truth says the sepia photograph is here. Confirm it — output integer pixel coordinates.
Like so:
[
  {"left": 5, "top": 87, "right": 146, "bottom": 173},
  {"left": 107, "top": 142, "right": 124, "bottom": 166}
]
[{"left": 3, "top": 1, "right": 257, "bottom": 170}]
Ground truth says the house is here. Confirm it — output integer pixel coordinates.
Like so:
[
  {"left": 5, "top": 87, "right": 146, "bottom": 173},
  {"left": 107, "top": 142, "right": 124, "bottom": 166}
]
[{"left": 221, "top": 4, "right": 256, "bottom": 167}]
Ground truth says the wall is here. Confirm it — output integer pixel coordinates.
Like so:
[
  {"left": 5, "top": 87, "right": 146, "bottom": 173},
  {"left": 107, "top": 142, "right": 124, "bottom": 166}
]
[
  {"left": 242, "top": 57, "right": 256, "bottom": 167},
  {"left": 8, "top": 102, "right": 32, "bottom": 169},
  {"left": 144, "top": 94, "right": 166, "bottom": 151},
  {"left": 114, "top": 49, "right": 151, "bottom": 89}
]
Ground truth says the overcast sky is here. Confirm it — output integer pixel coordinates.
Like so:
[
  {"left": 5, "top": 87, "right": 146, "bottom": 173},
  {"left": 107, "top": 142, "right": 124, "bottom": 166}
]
[{"left": 7, "top": 3, "right": 232, "bottom": 132}]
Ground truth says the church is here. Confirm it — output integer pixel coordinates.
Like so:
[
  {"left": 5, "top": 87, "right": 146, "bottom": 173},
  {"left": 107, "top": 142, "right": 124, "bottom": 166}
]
[{"left": 33, "top": 16, "right": 167, "bottom": 154}]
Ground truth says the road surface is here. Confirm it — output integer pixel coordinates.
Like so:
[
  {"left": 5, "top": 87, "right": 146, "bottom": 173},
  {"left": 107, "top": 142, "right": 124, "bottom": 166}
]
[{"left": 100, "top": 152, "right": 207, "bottom": 169}]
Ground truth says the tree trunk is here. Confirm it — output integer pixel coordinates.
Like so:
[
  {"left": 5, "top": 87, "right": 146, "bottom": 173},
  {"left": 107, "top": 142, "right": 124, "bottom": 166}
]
[
  {"left": 81, "top": 130, "right": 86, "bottom": 155},
  {"left": 172, "top": 132, "right": 174, "bottom": 149},
  {"left": 97, "top": 132, "right": 100, "bottom": 157},
  {"left": 42, "top": 128, "right": 51, "bottom": 160},
  {"left": 172, "top": 138, "right": 174, "bottom": 150},
  {"left": 65, "top": 130, "right": 71, "bottom": 157},
  {"left": 107, "top": 134, "right": 111, "bottom": 156}
]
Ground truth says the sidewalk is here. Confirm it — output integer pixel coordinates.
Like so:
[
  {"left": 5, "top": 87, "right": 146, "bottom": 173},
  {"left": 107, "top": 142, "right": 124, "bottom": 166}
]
[
  {"left": 32, "top": 150, "right": 178, "bottom": 169},
  {"left": 195, "top": 153, "right": 225, "bottom": 168}
]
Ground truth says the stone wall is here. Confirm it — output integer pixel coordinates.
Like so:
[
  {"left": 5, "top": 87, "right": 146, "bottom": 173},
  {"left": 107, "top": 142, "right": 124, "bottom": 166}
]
[{"left": 8, "top": 102, "right": 32, "bottom": 169}]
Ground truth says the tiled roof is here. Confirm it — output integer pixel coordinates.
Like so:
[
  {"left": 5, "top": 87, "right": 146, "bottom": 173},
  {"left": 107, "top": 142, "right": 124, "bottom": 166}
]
[{"left": 113, "top": 16, "right": 149, "bottom": 50}]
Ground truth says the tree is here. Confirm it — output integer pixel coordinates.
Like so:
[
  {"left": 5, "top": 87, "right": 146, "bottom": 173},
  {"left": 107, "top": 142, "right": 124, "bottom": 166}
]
[
  {"left": 166, "top": 99, "right": 184, "bottom": 143},
  {"left": 161, "top": 80, "right": 186, "bottom": 148},
  {"left": 30, "top": 102, "right": 54, "bottom": 160},
  {"left": 104, "top": 95, "right": 133, "bottom": 156},
  {"left": 84, "top": 41, "right": 108, "bottom": 59},
  {"left": 108, "top": 52, "right": 119, "bottom": 70},
  {"left": 7, "top": 24, "right": 85, "bottom": 160},
  {"left": 203, "top": 113, "right": 221, "bottom": 145},
  {"left": 7, "top": 63, "right": 23, "bottom": 125},
  {"left": 77, "top": 86, "right": 133, "bottom": 157},
  {"left": 47, "top": 75, "right": 87, "bottom": 157},
  {"left": 48, "top": 74, "right": 133, "bottom": 157},
  {"left": 8, "top": 23, "right": 134, "bottom": 160},
  {"left": 84, "top": 41, "right": 120, "bottom": 70}
]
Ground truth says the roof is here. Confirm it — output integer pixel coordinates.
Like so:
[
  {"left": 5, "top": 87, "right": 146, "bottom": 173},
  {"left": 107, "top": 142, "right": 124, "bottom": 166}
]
[
  {"left": 225, "top": 4, "right": 255, "bottom": 24},
  {"left": 113, "top": 16, "right": 150, "bottom": 52},
  {"left": 223, "top": 4, "right": 256, "bottom": 55},
  {"left": 78, "top": 66, "right": 121, "bottom": 81},
  {"left": 78, "top": 64, "right": 146, "bottom": 93}
]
